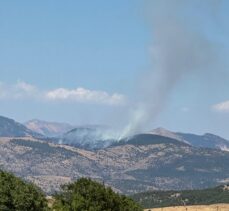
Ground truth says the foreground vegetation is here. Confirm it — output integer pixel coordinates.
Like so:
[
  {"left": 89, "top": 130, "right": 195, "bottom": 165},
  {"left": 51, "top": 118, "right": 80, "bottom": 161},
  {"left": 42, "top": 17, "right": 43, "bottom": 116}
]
[
  {"left": 132, "top": 185, "right": 229, "bottom": 209},
  {"left": 2, "top": 168, "right": 229, "bottom": 210},
  {"left": 0, "top": 170, "right": 48, "bottom": 210},
  {"left": 53, "top": 177, "right": 143, "bottom": 211},
  {"left": 0, "top": 170, "right": 142, "bottom": 211}
]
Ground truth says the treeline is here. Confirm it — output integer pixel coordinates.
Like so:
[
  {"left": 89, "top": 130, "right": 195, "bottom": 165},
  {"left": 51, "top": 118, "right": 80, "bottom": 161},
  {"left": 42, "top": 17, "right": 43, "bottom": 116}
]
[
  {"left": 0, "top": 170, "right": 142, "bottom": 211},
  {"left": 131, "top": 184, "right": 229, "bottom": 209}
]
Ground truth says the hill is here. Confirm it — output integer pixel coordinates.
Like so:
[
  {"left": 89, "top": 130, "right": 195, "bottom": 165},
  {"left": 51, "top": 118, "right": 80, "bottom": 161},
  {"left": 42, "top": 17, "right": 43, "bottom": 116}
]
[{"left": 132, "top": 184, "right": 229, "bottom": 209}]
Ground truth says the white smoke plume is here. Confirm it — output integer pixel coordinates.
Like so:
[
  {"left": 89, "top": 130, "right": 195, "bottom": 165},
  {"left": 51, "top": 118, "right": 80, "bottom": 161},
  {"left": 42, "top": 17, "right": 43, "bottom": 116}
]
[{"left": 120, "top": 0, "right": 221, "bottom": 139}]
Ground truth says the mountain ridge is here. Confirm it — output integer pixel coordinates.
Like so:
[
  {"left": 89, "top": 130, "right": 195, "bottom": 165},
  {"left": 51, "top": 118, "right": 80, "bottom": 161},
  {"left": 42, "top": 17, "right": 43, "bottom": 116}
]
[
  {"left": 0, "top": 116, "right": 43, "bottom": 138},
  {"left": 150, "top": 127, "right": 229, "bottom": 151}
]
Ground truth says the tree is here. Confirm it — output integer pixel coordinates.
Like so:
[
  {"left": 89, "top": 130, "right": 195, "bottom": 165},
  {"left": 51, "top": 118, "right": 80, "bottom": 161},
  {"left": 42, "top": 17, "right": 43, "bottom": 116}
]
[
  {"left": 0, "top": 170, "right": 49, "bottom": 211},
  {"left": 53, "top": 178, "right": 143, "bottom": 211}
]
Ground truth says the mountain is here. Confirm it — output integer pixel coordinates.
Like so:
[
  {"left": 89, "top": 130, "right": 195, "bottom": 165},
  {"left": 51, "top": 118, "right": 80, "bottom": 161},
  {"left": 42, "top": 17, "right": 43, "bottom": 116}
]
[
  {"left": 177, "top": 132, "right": 229, "bottom": 151},
  {"left": 61, "top": 126, "right": 117, "bottom": 150},
  {"left": 132, "top": 184, "right": 229, "bottom": 209},
  {"left": 0, "top": 116, "right": 42, "bottom": 138},
  {"left": 150, "top": 127, "right": 229, "bottom": 151},
  {"left": 1, "top": 133, "right": 229, "bottom": 194},
  {"left": 25, "top": 119, "right": 74, "bottom": 137}
]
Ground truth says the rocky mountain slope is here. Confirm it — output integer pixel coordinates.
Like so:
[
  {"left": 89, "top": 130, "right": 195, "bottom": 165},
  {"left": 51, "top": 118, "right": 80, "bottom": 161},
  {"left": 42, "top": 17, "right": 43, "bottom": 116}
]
[{"left": 0, "top": 134, "right": 229, "bottom": 194}]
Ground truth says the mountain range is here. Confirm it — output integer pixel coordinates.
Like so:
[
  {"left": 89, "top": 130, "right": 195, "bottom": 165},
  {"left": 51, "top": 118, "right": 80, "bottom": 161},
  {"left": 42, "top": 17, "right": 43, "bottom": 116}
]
[
  {"left": 0, "top": 115, "right": 229, "bottom": 194},
  {"left": 3, "top": 116, "right": 227, "bottom": 151}
]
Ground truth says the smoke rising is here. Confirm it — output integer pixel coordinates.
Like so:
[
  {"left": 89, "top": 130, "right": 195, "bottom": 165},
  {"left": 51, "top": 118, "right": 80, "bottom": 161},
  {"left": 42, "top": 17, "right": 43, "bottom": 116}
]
[{"left": 120, "top": 0, "right": 221, "bottom": 138}]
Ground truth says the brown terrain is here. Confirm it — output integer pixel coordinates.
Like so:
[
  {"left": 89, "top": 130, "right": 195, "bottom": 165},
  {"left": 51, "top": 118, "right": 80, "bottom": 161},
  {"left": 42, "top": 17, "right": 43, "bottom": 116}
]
[
  {"left": 145, "top": 204, "right": 229, "bottom": 211},
  {"left": 1, "top": 136, "right": 229, "bottom": 194}
]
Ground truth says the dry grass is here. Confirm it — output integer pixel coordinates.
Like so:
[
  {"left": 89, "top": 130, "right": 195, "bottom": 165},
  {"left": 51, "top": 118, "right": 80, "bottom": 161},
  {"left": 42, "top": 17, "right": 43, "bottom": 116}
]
[{"left": 145, "top": 204, "right": 229, "bottom": 211}]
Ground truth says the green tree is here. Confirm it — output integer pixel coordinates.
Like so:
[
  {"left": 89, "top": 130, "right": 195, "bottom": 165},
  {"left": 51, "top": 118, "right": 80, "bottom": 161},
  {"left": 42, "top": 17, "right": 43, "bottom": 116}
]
[
  {"left": 0, "top": 170, "right": 48, "bottom": 211},
  {"left": 53, "top": 178, "right": 143, "bottom": 211}
]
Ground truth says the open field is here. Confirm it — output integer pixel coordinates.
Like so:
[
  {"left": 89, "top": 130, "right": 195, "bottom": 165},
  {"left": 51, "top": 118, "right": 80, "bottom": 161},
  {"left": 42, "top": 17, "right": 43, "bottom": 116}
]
[{"left": 145, "top": 204, "right": 229, "bottom": 211}]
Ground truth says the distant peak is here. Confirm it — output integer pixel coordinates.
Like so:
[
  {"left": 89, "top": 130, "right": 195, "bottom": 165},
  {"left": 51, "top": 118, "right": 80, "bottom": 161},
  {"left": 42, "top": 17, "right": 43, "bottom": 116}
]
[
  {"left": 148, "top": 127, "right": 174, "bottom": 136},
  {"left": 152, "top": 127, "right": 171, "bottom": 132},
  {"left": 147, "top": 127, "right": 184, "bottom": 142}
]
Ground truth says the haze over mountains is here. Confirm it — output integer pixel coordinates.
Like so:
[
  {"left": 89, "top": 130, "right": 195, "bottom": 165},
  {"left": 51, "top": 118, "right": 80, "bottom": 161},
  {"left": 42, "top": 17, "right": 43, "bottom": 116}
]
[
  {"left": 25, "top": 119, "right": 74, "bottom": 137},
  {"left": 0, "top": 115, "right": 229, "bottom": 194}
]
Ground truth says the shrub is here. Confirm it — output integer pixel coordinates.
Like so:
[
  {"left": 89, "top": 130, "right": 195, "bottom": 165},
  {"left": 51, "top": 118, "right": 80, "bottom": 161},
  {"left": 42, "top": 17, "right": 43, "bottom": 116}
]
[
  {"left": 53, "top": 178, "right": 143, "bottom": 211},
  {"left": 0, "top": 170, "right": 48, "bottom": 211}
]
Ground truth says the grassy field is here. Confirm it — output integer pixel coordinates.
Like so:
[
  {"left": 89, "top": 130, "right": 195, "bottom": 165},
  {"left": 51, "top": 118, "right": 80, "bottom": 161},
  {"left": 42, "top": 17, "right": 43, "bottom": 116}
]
[{"left": 144, "top": 204, "right": 229, "bottom": 211}]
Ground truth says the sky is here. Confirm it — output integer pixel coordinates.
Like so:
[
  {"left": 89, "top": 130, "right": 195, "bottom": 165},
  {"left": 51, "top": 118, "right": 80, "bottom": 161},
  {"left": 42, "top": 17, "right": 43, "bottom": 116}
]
[{"left": 0, "top": 0, "right": 229, "bottom": 138}]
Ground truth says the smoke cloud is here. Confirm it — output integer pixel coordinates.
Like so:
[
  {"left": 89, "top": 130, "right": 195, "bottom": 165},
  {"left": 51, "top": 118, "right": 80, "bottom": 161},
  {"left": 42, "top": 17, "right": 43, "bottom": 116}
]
[{"left": 120, "top": 0, "right": 221, "bottom": 138}]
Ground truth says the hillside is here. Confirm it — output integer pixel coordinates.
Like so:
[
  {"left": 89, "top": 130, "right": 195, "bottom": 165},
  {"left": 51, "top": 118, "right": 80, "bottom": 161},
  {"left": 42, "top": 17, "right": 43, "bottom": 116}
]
[
  {"left": 0, "top": 133, "right": 229, "bottom": 194},
  {"left": 132, "top": 184, "right": 229, "bottom": 209}
]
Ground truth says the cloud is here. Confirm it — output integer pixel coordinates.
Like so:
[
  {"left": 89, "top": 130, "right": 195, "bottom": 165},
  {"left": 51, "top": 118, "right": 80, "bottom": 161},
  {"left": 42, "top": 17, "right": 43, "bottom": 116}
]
[
  {"left": 212, "top": 101, "right": 229, "bottom": 112},
  {"left": 45, "top": 87, "right": 126, "bottom": 105},
  {"left": 0, "top": 81, "right": 38, "bottom": 100},
  {"left": 0, "top": 81, "right": 126, "bottom": 106},
  {"left": 16, "top": 81, "right": 37, "bottom": 93}
]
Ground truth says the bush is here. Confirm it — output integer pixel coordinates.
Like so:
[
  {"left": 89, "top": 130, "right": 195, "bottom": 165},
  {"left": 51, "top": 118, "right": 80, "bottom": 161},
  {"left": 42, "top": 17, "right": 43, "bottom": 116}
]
[
  {"left": 0, "top": 170, "right": 48, "bottom": 211},
  {"left": 53, "top": 178, "right": 143, "bottom": 211}
]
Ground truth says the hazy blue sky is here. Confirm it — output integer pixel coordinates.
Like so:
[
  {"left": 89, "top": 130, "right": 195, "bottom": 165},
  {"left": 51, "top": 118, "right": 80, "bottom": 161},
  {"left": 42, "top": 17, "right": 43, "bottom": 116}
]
[{"left": 1, "top": 0, "right": 229, "bottom": 138}]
